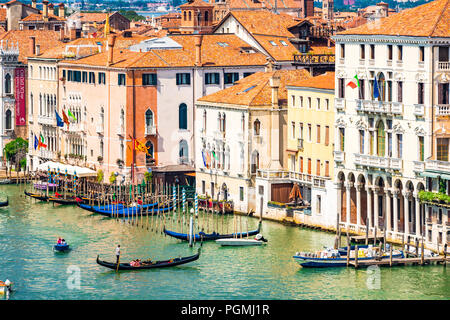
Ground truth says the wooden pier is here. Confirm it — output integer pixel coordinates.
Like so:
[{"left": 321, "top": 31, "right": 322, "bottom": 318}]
[{"left": 349, "top": 255, "right": 450, "bottom": 268}]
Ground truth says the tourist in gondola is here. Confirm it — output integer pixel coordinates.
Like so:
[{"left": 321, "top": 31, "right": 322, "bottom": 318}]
[
  {"left": 115, "top": 245, "right": 120, "bottom": 264},
  {"left": 57, "top": 237, "right": 62, "bottom": 245}
]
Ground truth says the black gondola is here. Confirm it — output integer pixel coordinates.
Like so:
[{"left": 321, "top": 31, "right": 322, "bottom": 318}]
[
  {"left": 0, "top": 197, "right": 8, "bottom": 207},
  {"left": 24, "top": 191, "right": 49, "bottom": 201},
  {"left": 48, "top": 197, "right": 78, "bottom": 205},
  {"left": 96, "top": 248, "right": 201, "bottom": 270}
]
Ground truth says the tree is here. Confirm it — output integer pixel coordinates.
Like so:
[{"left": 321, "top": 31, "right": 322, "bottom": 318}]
[
  {"left": 144, "top": 171, "right": 152, "bottom": 184},
  {"left": 109, "top": 172, "right": 117, "bottom": 184},
  {"left": 3, "top": 137, "right": 28, "bottom": 171},
  {"left": 97, "top": 169, "right": 104, "bottom": 183}
]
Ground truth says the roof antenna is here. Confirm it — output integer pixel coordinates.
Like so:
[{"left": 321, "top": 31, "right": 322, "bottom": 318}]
[{"left": 275, "top": 0, "right": 278, "bottom": 14}]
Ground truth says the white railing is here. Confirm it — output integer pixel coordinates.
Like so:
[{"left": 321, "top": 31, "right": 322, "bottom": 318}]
[
  {"left": 37, "top": 116, "right": 55, "bottom": 126},
  {"left": 413, "top": 161, "right": 425, "bottom": 172},
  {"left": 145, "top": 126, "right": 157, "bottom": 136},
  {"left": 256, "top": 169, "right": 329, "bottom": 188},
  {"left": 413, "top": 104, "right": 425, "bottom": 116},
  {"left": 354, "top": 153, "right": 402, "bottom": 170},
  {"left": 437, "top": 61, "right": 450, "bottom": 71},
  {"left": 335, "top": 98, "right": 345, "bottom": 110},
  {"left": 116, "top": 125, "right": 125, "bottom": 136},
  {"left": 425, "top": 159, "right": 450, "bottom": 172},
  {"left": 435, "top": 104, "right": 450, "bottom": 116},
  {"left": 334, "top": 150, "right": 345, "bottom": 162},
  {"left": 356, "top": 99, "right": 402, "bottom": 115},
  {"left": 391, "top": 102, "right": 403, "bottom": 114}
]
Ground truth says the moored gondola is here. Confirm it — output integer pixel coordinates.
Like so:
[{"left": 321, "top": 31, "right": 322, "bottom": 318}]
[
  {"left": 24, "top": 191, "right": 49, "bottom": 201},
  {"left": 96, "top": 247, "right": 201, "bottom": 270},
  {"left": 48, "top": 197, "right": 78, "bottom": 205},
  {"left": 163, "top": 221, "right": 261, "bottom": 241},
  {"left": 0, "top": 197, "right": 8, "bottom": 207}
]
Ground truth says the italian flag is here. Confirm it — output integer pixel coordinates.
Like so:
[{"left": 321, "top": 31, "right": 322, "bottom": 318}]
[{"left": 346, "top": 74, "right": 360, "bottom": 89}]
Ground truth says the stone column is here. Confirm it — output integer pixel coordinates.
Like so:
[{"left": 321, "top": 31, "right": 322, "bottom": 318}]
[
  {"left": 403, "top": 191, "right": 410, "bottom": 236},
  {"left": 367, "top": 186, "right": 372, "bottom": 229},
  {"left": 414, "top": 192, "right": 421, "bottom": 236},
  {"left": 346, "top": 182, "right": 353, "bottom": 225},
  {"left": 386, "top": 189, "right": 392, "bottom": 231},
  {"left": 373, "top": 186, "right": 380, "bottom": 229},
  {"left": 356, "top": 184, "right": 363, "bottom": 228},
  {"left": 393, "top": 190, "right": 399, "bottom": 233},
  {"left": 336, "top": 182, "right": 342, "bottom": 226}
]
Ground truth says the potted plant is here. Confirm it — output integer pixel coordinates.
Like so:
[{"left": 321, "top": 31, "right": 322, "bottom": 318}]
[{"left": 97, "top": 156, "right": 103, "bottom": 163}]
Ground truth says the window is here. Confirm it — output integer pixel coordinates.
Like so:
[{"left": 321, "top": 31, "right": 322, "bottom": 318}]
[
  {"left": 254, "top": 119, "right": 260, "bottom": 136},
  {"left": 419, "top": 136, "right": 424, "bottom": 161},
  {"left": 145, "top": 109, "right": 154, "bottom": 129},
  {"left": 397, "top": 81, "right": 403, "bottom": 102},
  {"left": 397, "top": 134, "right": 403, "bottom": 158},
  {"left": 291, "top": 95, "right": 295, "bottom": 107},
  {"left": 205, "top": 73, "right": 220, "bottom": 85},
  {"left": 308, "top": 124, "right": 312, "bottom": 142},
  {"left": 100, "top": 140, "right": 104, "bottom": 157},
  {"left": 291, "top": 122, "right": 296, "bottom": 139},
  {"left": 419, "top": 46, "right": 425, "bottom": 62},
  {"left": 437, "top": 138, "right": 449, "bottom": 161},
  {"left": 98, "top": 72, "right": 106, "bottom": 84},
  {"left": 243, "top": 72, "right": 254, "bottom": 78},
  {"left": 299, "top": 96, "right": 303, "bottom": 108},
  {"left": 360, "top": 44, "right": 365, "bottom": 59},
  {"left": 82, "top": 71, "right": 88, "bottom": 83},
  {"left": 359, "top": 130, "right": 365, "bottom": 154},
  {"left": 280, "top": 40, "right": 288, "bottom": 46},
  {"left": 340, "top": 44, "right": 345, "bottom": 58},
  {"left": 179, "top": 140, "right": 188, "bottom": 164},
  {"left": 5, "top": 109, "right": 11, "bottom": 130},
  {"left": 387, "top": 45, "right": 393, "bottom": 61},
  {"left": 307, "top": 158, "right": 312, "bottom": 174},
  {"left": 146, "top": 141, "right": 154, "bottom": 165},
  {"left": 89, "top": 72, "right": 95, "bottom": 84},
  {"left": 176, "top": 73, "right": 190, "bottom": 85},
  {"left": 299, "top": 156, "right": 303, "bottom": 173},
  {"left": 418, "top": 83, "right": 424, "bottom": 104},
  {"left": 325, "top": 161, "right": 329, "bottom": 177},
  {"left": 377, "top": 121, "right": 385, "bottom": 157},
  {"left": 370, "top": 44, "right": 375, "bottom": 59},
  {"left": 118, "top": 73, "right": 126, "bottom": 86},
  {"left": 325, "top": 126, "right": 329, "bottom": 146},
  {"left": 316, "top": 159, "right": 320, "bottom": 176},
  {"left": 299, "top": 123, "right": 303, "bottom": 139},
  {"left": 224, "top": 72, "right": 239, "bottom": 84},
  {"left": 202, "top": 180, "right": 205, "bottom": 194},
  {"left": 325, "top": 99, "right": 329, "bottom": 110},
  {"left": 316, "top": 125, "right": 321, "bottom": 143},
  {"left": 397, "top": 45, "right": 403, "bottom": 61},
  {"left": 4, "top": 74, "right": 11, "bottom": 94},
  {"left": 308, "top": 97, "right": 311, "bottom": 109},
  {"left": 338, "top": 78, "right": 345, "bottom": 98},
  {"left": 269, "top": 40, "right": 278, "bottom": 46},
  {"left": 317, "top": 98, "right": 320, "bottom": 110},
  {"left": 339, "top": 128, "right": 345, "bottom": 151},
  {"left": 387, "top": 81, "right": 392, "bottom": 102},
  {"left": 179, "top": 103, "right": 187, "bottom": 130},
  {"left": 142, "top": 73, "right": 157, "bottom": 86},
  {"left": 359, "top": 79, "right": 365, "bottom": 100}
]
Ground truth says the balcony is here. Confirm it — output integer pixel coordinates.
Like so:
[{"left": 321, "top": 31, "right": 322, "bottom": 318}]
[
  {"left": 253, "top": 134, "right": 262, "bottom": 144},
  {"left": 334, "top": 150, "right": 345, "bottom": 162},
  {"left": 413, "top": 104, "right": 425, "bottom": 116},
  {"left": 425, "top": 159, "right": 450, "bottom": 172},
  {"left": 37, "top": 116, "right": 54, "bottom": 126},
  {"left": 436, "top": 61, "right": 450, "bottom": 71},
  {"left": 292, "top": 53, "right": 335, "bottom": 66},
  {"left": 435, "top": 104, "right": 450, "bottom": 116},
  {"left": 96, "top": 125, "right": 104, "bottom": 134},
  {"left": 297, "top": 138, "right": 303, "bottom": 150},
  {"left": 213, "top": 130, "right": 225, "bottom": 141},
  {"left": 145, "top": 126, "right": 157, "bottom": 136},
  {"left": 354, "top": 154, "right": 402, "bottom": 170},
  {"left": 356, "top": 99, "right": 402, "bottom": 115},
  {"left": 396, "top": 60, "right": 403, "bottom": 68},
  {"left": 256, "top": 169, "right": 328, "bottom": 188},
  {"left": 413, "top": 161, "right": 425, "bottom": 172},
  {"left": 335, "top": 98, "right": 345, "bottom": 111},
  {"left": 116, "top": 125, "right": 125, "bottom": 136}
]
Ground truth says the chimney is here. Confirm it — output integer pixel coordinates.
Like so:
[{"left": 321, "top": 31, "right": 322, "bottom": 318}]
[
  {"left": 59, "top": 27, "right": 65, "bottom": 41},
  {"left": 29, "top": 36, "right": 36, "bottom": 56},
  {"left": 58, "top": 3, "right": 65, "bottom": 18},
  {"left": 31, "top": 0, "right": 37, "bottom": 8},
  {"left": 265, "top": 58, "right": 274, "bottom": 72},
  {"left": 270, "top": 75, "right": 280, "bottom": 109},
  {"left": 107, "top": 34, "right": 116, "bottom": 67},
  {"left": 43, "top": 0, "right": 49, "bottom": 21},
  {"left": 194, "top": 35, "right": 202, "bottom": 66}
]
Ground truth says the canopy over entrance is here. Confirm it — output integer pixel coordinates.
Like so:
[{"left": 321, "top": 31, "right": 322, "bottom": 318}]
[{"left": 35, "top": 161, "right": 97, "bottom": 177}]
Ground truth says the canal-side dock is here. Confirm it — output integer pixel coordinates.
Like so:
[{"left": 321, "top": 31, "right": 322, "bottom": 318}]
[{"left": 348, "top": 255, "right": 450, "bottom": 268}]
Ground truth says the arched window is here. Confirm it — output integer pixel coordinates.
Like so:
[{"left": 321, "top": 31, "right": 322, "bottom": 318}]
[
  {"left": 254, "top": 119, "right": 260, "bottom": 135},
  {"left": 179, "top": 103, "right": 187, "bottom": 129},
  {"left": 251, "top": 150, "right": 259, "bottom": 174},
  {"left": 202, "top": 110, "right": 207, "bottom": 132},
  {"left": 145, "top": 109, "right": 153, "bottom": 128},
  {"left": 100, "top": 140, "right": 104, "bottom": 157},
  {"left": 100, "top": 107, "right": 104, "bottom": 126},
  {"left": 188, "top": 11, "right": 192, "bottom": 21},
  {"left": 146, "top": 141, "right": 154, "bottom": 165},
  {"left": 377, "top": 121, "right": 385, "bottom": 157},
  {"left": 205, "top": 11, "right": 209, "bottom": 22},
  {"left": 5, "top": 109, "right": 12, "bottom": 130},
  {"left": 377, "top": 72, "right": 386, "bottom": 101},
  {"left": 183, "top": 11, "right": 186, "bottom": 21},
  {"left": 4, "top": 74, "right": 11, "bottom": 94},
  {"left": 179, "top": 140, "right": 188, "bottom": 164},
  {"left": 222, "top": 113, "right": 226, "bottom": 133}
]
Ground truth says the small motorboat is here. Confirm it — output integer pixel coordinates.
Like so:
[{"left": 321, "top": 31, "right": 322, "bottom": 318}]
[
  {"left": 53, "top": 243, "right": 70, "bottom": 252},
  {"left": 0, "top": 280, "right": 12, "bottom": 296},
  {"left": 216, "top": 234, "right": 268, "bottom": 246},
  {"left": 0, "top": 197, "right": 8, "bottom": 207}
]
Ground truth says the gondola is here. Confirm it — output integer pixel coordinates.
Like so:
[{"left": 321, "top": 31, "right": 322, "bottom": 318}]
[
  {"left": 163, "top": 221, "right": 262, "bottom": 241},
  {"left": 96, "top": 247, "right": 201, "bottom": 270},
  {"left": 48, "top": 197, "right": 78, "bottom": 205},
  {"left": 77, "top": 202, "right": 125, "bottom": 213},
  {"left": 24, "top": 190, "right": 49, "bottom": 201},
  {"left": 0, "top": 197, "right": 8, "bottom": 207},
  {"left": 94, "top": 204, "right": 174, "bottom": 217}
]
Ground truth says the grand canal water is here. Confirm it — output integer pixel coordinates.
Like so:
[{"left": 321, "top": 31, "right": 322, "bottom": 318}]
[{"left": 0, "top": 185, "right": 448, "bottom": 300}]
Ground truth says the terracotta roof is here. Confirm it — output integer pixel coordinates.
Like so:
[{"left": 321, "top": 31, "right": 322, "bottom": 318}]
[
  {"left": 227, "top": 0, "right": 301, "bottom": 9},
  {"left": 0, "top": 30, "right": 62, "bottom": 63},
  {"left": 338, "top": 0, "right": 450, "bottom": 37},
  {"left": 288, "top": 71, "right": 335, "bottom": 90},
  {"left": 180, "top": 0, "right": 214, "bottom": 8},
  {"left": 0, "top": 8, "right": 6, "bottom": 22},
  {"left": 252, "top": 34, "right": 298, "bottom": 61},
  {"left": 198, "top": 69, "right": 312, "bottom": 107},
  {"left": 227, "top": 10, "right": 296, "bottom": 37},
  {"left": 61, "top": 34, "right": 267, "bottom": 69},
  {"left": 68, "top": 11, "right": 117, "bottom": 23},
  {"left": 21, "top": 13, "right": 66, "bottom": 22}
]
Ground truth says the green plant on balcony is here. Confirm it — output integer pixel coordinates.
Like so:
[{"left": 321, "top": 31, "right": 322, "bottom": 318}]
[
  {"left": 418, "top": 190, "right": 450, "bottom": 204},
  {"left": 268, "top": 201, "right": 287, "bottom": 208},
  {"left": 439, "top": 179, "right": 446, "bottom": 194}
]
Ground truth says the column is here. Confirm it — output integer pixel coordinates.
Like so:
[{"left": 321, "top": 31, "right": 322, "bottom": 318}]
[
  {"left": 414, "top": 193, "right": 420, "bottom": 236},
  {"left": 386, "top": 189, "right": 391, "bottom": 231},
  {"left": 393, "top": 190, "right": 399, "bottom": 233},
  {"left": 346, "top": 182, "right": 353, "bottom": 225},
  {"left": 403, "top": 191, "right": 410, "bottom": 236},
  {"left": 356, "top": 184, "right": 363, "bottom": 229},
  {"left": 336, "top": 182, "right": 342, "bottom": 227},
  {"left": 367, "top": 186, "right": 372, "bottom": 229},
  {"left": 374, "top": 186, "right": 379, "bottom": 229}
]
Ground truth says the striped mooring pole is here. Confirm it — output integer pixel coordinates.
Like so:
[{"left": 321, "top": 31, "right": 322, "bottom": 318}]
[
  {"left": 182, "top": 188, "right": 186, "bottom": 213},
  {"left": 172, "top": 185, "right": 177, "bottom": 211},
  {"left": 194, "top": 193, "right": 198, "bottom": 216}
]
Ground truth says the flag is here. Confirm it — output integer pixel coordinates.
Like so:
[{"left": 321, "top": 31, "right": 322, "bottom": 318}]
[
  {"left": 38, "top": 133, "right": 47, "bottom": 150},
  {"left": 34, "top": 135, "right": 39, "bottom": 150},
  {"left": 55, "top": 110, "right": 64, "bottom": 127},
  {"left": 202, "top": 150, "right": 207, "bottom": 167},
  {"left": 212, "top": 150, "right": 218, "bottom": 160},
  {"left": 62, "top": 110, "right": 70, "bottom": 128},
  {"left": 134, "top": 139, "right": 150, "bottom": 156},
  {"left": 346, "top": 74, "right": 359, "bottom": 89},
  {"left": 68, "top": 109, "right": 77, "bottom": 122},
  {"left": 373, "top": 77, "right": 380, "bottom": 99}
]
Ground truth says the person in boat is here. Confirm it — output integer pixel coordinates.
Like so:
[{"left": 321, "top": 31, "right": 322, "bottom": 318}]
[
  {"left": 137, "top": 197, "right": 143, "bottom": 205},
  {"left": 255, "top": 234, "right": 268, "bottom": 242},
  {"left": 61, "top": 239, "right": 66, "bottom": 245},
  {"left": 57, "top": 237, "right": 62, "bottom": 245},
  {"left": 115, "top": 245, "right": 121, "bottom": 264}
]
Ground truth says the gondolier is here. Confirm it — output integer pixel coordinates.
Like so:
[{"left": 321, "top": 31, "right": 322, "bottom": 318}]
[{"left": 115, "top": 245, "right": 120, "bottom": 264}]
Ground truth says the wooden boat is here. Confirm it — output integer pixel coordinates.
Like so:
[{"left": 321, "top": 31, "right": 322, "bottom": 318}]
[
  {"left": 96, "top": 248, "right": 201, "bottom": 270},
  {"left": 0, "top": 281, "right": 12, "bottom": 295},
  {"left": 293, "top": 247, "right": 404, "bottom": 268},
  {"left": 0, "top": 198, "right": 8, "bottom": 207},
  {"left": 48, "top": 197, "right": 78, "bottom": 205},
  {"left": 53, "top": 243, "right": 70, "bottom": 252},
  {"left": 164, "top": 221, "right": 261, "bottom": 241},
  {"left": 77, "top": 202, "right": 125, "bottom": 213},
  {"left": 216, "top": 233, "right": 268, "bottom": 246},
  {"left": 24, "top": 191, "right": 48, "bottom": 201},
  {"left": 88, "top": 203, "right": 170, "bottom": 217}
]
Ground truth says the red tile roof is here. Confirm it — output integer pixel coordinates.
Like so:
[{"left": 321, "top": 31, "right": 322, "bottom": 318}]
[
  {"left": 288, "top": 71, "right": 335, "bottom": 90},
  {"left": 21, "top": 13, "right": 66, "bottom": 22}
]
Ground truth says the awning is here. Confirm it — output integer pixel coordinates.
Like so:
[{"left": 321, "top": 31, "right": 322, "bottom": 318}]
[
  {"left": 35, "top": 161, "right": 97, "bottom": 177},
  {"left": 420, "top": 172, "right": 440, "bottom": 179},
  {"left": 184, "top": 172, "right": 196, "bottom": 177},
  {"left": 440, "top": 174, "right": 450, "bottom": 180}
]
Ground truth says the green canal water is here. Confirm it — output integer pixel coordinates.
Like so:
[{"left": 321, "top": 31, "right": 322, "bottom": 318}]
[{"left": 0, "top": 185, "right": 448, "bottom": 300}]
